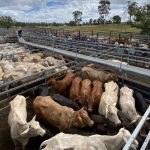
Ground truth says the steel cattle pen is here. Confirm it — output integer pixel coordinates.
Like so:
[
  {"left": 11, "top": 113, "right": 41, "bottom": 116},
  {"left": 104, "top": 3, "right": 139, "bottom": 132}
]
[
  {"left": 22, "top": 28, "right": 150, "bottom": 44},
  {"left": 22, "top": 28, "right": 150, "bottom": 70},
  {"left": 0, "top": 57, "right": 150, "bottom": 150},
  {"left": 0, "top": 28, "right": 150, "bottom": 150},
  {"left": 19, "top": 30, "right": 150, "bottom": 149}
]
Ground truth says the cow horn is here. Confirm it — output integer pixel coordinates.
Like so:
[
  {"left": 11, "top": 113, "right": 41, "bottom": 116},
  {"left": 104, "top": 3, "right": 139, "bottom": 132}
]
[
  {"left": 32, "top": 115, "right": 36, "bottom": 121},
  {"left": 130, "top": 119, "right": 137, "bottom": 125},
  {"left": 20, "top": 127, "right": 29, "bottom": 136}
]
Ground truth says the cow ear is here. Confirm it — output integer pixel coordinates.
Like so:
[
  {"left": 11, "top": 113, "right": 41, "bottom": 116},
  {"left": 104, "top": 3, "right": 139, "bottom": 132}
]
[
  {"left": 20, "top": 127, "right": 29, "bottom": 136},
  {"left": 32, "top": 115, "right": 36, "bottom": 121}
]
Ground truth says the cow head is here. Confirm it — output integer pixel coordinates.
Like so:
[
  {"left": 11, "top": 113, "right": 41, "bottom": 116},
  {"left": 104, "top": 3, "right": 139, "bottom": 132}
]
[
  {"left": 81, "top": 67, "right": 91, "bottom": 78},
  {"left": 104, "top": 81, "right": 119, "bottom": 93},
  {"left": 130, "top": 116, "right": 150, "bottom": 138},
  {"left": 47, "top": 78, "right": 56, "bottom": 86},
  {"left": 105, "top": 105, "right": 121, "bottom": 125},
  {"left": 120, "top": 86, "right": 133, "bottom": 96},
  {"left": 78, "top": 108, "right": 94, "bottom": 127},
  {"left": 21, "top": 115, "right": 46, "bottom": 137},
  {"left": 120, "top": 128, "right": 138, "bottom": 150}
]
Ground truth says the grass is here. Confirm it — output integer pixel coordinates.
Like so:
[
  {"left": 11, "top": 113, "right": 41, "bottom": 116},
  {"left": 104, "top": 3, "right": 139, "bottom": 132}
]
[{"left": 47, "top": 24, "right": 141, "bottom": 33}]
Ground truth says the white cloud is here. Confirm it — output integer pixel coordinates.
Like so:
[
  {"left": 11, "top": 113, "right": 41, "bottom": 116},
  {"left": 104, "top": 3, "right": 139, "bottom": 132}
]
[{"left": 0, "top": 0, "right": 149, "bottom": 23}]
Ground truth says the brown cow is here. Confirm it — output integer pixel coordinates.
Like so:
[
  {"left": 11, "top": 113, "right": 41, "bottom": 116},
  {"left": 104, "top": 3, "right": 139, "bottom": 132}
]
[
  {"left": 69, "top": 77, "right": 82, "bottom": 101},
  {"left": 80, "top": 79, "right": 92, "bottom": 107},
  {"left": 33, "top": 96, "right": 94, "bottom": 131},
  {"left": 88, "top": 80, "right": 103, "bottom": 112},
  {"left": 81, "top": 66, "right": 117, "bottom": 83},
  {"left": 47, "top": 73, "right": 75, "bottom": 94}
]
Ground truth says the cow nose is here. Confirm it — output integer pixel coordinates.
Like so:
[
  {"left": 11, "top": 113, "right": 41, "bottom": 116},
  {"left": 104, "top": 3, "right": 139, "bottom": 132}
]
[
  {"left": 116, "top": 121, "right": 121, "bottom": 127},
  {"left": 41, "top": 130, "right": 46, "bottom": 136},
  {"left": 89, "top": 120, "right": 94, "bottom": 127}
]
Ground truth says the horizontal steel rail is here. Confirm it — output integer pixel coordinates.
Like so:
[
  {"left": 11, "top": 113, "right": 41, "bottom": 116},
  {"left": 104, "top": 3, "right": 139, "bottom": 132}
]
[
  {"left": 22, "top": 35, "right": 150, "bottom": 69},
  {"left": 19, "top": 39, "right": 150, "bottom": 81}
]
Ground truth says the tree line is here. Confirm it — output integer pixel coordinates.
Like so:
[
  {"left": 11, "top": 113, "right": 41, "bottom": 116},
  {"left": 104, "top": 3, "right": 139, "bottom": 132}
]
[{"left": 0, "top": 0, "right": 149, "bottom": 33}]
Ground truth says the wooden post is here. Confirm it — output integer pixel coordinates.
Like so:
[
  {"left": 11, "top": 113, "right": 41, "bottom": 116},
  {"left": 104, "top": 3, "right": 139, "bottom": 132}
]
[
  {"left": 97, "top": 32, "right": 98, "bottom": 42},
  {"left": 79, "top": 30, "right": 81, "bottom": 40}
]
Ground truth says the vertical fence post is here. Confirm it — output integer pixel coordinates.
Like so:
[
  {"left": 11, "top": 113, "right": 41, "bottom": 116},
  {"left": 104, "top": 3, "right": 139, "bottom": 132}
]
[
  {"left": 119, "top": 33, "right": 121, "bottom": 43},
  {"left": 91, "top": 30, "right": 94, "bottom": 37},
  {"left": 97, "top": 32, "right": 99, "bottom": 42},
  {"left": 109, "top": 32, "right": 111, "bottom": 44},
  {"left": 130, "top": 32, "right": 132, "bottom": 44},
  {"left": 79, "top": 30, "right": 81, "bottom": 41}
]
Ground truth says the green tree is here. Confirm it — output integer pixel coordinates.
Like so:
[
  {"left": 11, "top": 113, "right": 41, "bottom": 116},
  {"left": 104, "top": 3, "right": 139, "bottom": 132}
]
[
  {"left": 0, "top": 16, "right": 14, "bottom": 28},
  {"left": 97, "top": 16, "right": 105, "bottom": 24},
  {"left": 68, "top": 21, "right": 76, "bottom": 26},
  {"left": 112, "top": 15, "right": 121, "bottom": 24},
  {"left": 128, "top": 1, "right": 138, "bottom": 23},
  {"left": 89, "top": 18, "right": 93, "bottom": 25},
  {"left": 134, "top": 4, "right": 150, "bottom": 33},
  {"left": 93, "top": 19, "right": 98, "bottom": 25},
  {"left": 72, "top": 11, "right": 82, "bottom": 25},
  {"left": 98, "top": 0, "right": 111, "bottom": 20}
]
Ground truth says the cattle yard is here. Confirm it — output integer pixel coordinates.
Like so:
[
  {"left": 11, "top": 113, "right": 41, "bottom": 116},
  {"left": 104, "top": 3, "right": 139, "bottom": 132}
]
[{"left": 0, "top": 28, "right": 150, "bottom": 150}]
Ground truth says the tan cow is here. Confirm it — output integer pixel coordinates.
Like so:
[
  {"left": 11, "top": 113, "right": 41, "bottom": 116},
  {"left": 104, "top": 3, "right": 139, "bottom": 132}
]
[
  {"left": 81, "top": 66, "right": 117, "bottom": 82},
  {"left": 8, "top": 95, "right": 46, "bottom": 150},
  {"left": 98, "top": 81, "right": 121, "bottom": 125},
  {"left": 80, "top": 79, "right": 92, "bottom": 107},
  {"left": 69, "top": 77, "right": 82, "bottom": 101},
  {"left": 33, "top": 96, "right": 94, "bottom": 131},
  {"left": 40, "top": 128, "right": 138, "bottom": 150},
  {"left": 88, "top": 80, "right": 103, "bottom": 112}
]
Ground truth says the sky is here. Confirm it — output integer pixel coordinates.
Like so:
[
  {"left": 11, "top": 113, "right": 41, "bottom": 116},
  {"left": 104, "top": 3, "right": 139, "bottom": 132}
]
[{"left": 0, "top": 0, "right": 149, "bottom": 23}]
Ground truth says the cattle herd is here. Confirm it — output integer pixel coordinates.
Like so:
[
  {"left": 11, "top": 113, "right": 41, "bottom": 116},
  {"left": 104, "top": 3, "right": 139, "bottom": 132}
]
[
  {"left": 7, "top": 64, "right": 150, "bottom": 150},
  {"left": 0, "top": 43, "right": 69, "bottom": 89}
]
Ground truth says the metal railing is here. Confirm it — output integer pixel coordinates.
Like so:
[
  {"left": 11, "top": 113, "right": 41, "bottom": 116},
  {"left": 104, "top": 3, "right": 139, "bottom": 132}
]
[
  {"left": 123, "top": 106, "right": 150, "bottom": 150},
  {"left": 22, "top": 31, "right": 150, "bottom": 69}
]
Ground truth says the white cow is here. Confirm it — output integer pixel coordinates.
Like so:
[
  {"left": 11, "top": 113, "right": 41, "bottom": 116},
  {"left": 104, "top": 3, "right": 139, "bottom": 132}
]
[
  {"left": 8, "top": 95, "right": 46, "bottom": 149},
  {"left": 111, "top": 59, "right": 128, "bottom": 65},
  {"left": 98, "top": 81, "right": 121, "bottom": 125},
  {"left": 40, "top": 128, "right": 138, "bottom": 150},
  {"left": 119, "top": 86, "right": 141, "bottom": 123}
]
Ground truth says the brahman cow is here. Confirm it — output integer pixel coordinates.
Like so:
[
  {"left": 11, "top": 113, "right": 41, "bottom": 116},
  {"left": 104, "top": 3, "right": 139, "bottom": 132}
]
[
  {"left": 98, "top": 81, "right": 121, "bottom": 125},
  {"left": 88, "top": 80, "right": 103, "bottom": 112},
  {"left": 80, "top": 79, "right": 92, "bottom": 107},
  {"left": 81, "top": 66, "right": 117, "bottom": 82},
  {"left": 33, "top": 96, "right": 93, "bottom": 132},
  {"left": 119, "top": 86, "right": 150, "bottom": 137},
  {"left": 69, "top": 77, "right": 82, "bottom": 102},
  {"left": 119, "top": 86, "right": 141, "bottom": 123},
  {"left": 48, "top": 73, "right": 75, "bottom": 94},
  {"left": 8, "top": 95, "right": 46, "bottom": 150},
  {"left": 40, "top": 128, "right": 138, "bottom": 150}
]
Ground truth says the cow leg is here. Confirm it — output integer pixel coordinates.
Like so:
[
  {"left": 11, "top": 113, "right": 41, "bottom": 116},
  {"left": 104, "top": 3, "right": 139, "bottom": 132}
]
[{"left": 13, "top": 140, "right": 23, "bottom": 150}]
